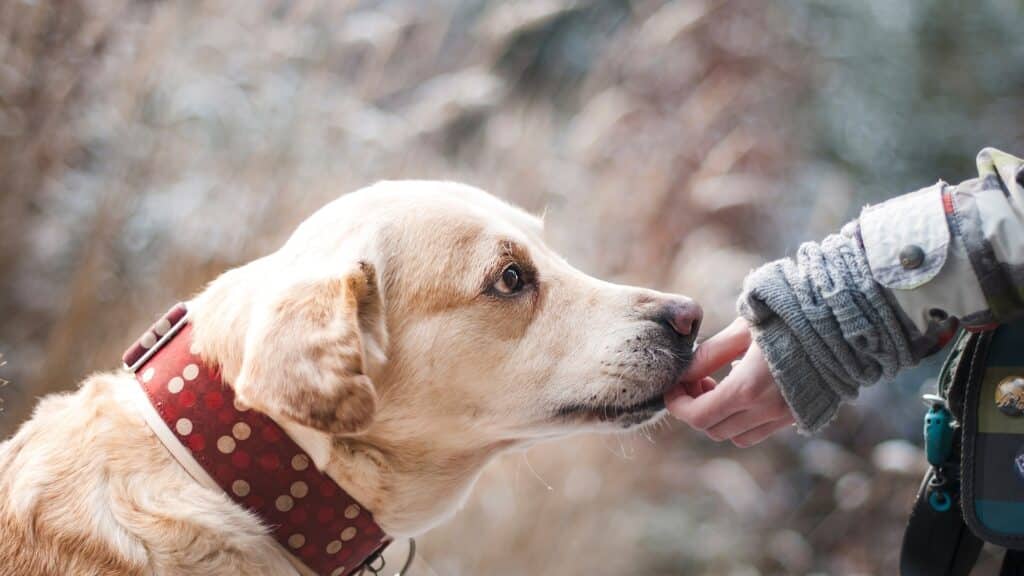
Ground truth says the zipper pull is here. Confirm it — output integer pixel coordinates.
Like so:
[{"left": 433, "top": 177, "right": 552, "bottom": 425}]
[{"left": 922, "top": 395, "right": 955, "bottom": 468}]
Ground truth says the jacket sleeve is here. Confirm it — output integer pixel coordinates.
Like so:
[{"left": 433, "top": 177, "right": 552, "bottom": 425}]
[
  {"left": 738, "top": 148, "right": 1024, "bottom": 433},
  {"left": 863, "top": 148, "right": 1024, "bottom": 332}
]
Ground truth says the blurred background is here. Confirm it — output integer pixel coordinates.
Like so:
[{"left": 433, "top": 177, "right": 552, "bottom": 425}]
[{"left": 2, "top": 0, "right": 1023, "bottom": 574}]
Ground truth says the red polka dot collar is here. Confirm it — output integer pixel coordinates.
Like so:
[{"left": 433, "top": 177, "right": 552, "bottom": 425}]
[{"left": 123, "top": 303, "right": 391, "bottom": 576}]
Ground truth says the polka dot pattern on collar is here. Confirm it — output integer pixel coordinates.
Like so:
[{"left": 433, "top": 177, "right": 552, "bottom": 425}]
[{"left": 128, "top": 306, "right": 389, "bottom": 576}]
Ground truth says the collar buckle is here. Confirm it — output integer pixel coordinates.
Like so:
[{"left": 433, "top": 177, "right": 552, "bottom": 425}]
[
  {"left": 123, "top": 303, "right": 191, "bottom": 373},
  {"left": 358, "top": 539, "right": 415, "bottom": 576}
]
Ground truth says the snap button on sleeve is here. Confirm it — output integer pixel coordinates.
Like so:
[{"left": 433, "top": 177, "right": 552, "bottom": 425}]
[
  {"left": 900, "top": 245, "right": 926, "bottom": 270},
  {"left": 860, "top": 182, "right": 949, "bottom": 290}
]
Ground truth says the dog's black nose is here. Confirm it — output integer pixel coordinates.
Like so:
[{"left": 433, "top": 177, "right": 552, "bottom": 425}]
[{"left": 659, "top": 299, "right": 703, "bottom": 342}]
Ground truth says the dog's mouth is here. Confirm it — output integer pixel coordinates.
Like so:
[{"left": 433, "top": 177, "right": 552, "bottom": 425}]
[
  {"left": 555, "top": 393, "right": 667, "bottom": 428},
  {"left": 552, "top": 336, "right": 693, "bottom": 429}
]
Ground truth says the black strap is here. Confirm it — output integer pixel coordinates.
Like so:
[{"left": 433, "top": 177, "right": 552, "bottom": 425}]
[
  {"left": 901, "top": 468, "right": 983, "bottom": 576},
  {"left": 1002, "top": 550, "right": 1024, "bottom": 576}
]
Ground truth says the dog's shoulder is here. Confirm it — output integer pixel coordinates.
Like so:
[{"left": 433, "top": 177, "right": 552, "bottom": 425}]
[
  {"left": 0, "top": 373, "right": 151, "bottom": 575},
  {"left": 0, "top": 373, "right": 297, "bottom": 575}
]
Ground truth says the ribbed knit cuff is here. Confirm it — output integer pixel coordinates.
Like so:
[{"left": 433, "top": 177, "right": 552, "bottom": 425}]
[
  {"left": 747, "top": 316, "right": 841, "bottom": 434},
  {"left": 737, "top": 226, "right": 915, "bottom": 435}
]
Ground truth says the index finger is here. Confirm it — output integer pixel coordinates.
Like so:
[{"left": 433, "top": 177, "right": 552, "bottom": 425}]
[
  {"left": 681, "top": 317, "right": 752, "bottom": 381},
  {"left": 665, "top": 381, "right": 743, "bottom": 431}
]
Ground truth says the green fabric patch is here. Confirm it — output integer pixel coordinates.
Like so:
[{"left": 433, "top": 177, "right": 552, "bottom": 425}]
[
  {"left": 978, "top": 368, "right": 1024, "bottom": 435},
  {"left": 977, "top": 322, "right": 1024, "bottom": 434}
]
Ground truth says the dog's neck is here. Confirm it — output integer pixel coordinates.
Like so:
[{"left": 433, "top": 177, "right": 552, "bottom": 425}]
[{"left": 187, "top": 262, "right": 504, "bottom": 537}]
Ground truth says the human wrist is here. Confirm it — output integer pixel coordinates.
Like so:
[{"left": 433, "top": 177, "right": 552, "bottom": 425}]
[{"left": 745, "top": 315, "right": 841, "bottom": 434}]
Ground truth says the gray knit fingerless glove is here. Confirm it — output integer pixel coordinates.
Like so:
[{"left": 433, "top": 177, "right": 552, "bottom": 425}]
[{"left": 737, "top": 223, "right": 917, "bottom": 433}]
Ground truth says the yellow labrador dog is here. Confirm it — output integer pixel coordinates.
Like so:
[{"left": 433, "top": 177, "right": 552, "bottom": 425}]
[{"left": 0, "top": 181, "right": 701, "bottom": 575}]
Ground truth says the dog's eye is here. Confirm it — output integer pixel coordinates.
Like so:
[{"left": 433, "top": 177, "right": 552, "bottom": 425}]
[{"left": 494, "top": 263, "right": 525, "bottom": 295}]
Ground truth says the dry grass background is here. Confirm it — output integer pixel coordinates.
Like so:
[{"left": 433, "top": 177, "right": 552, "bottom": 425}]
[{"left": 1, "top": 1, "right": 1021, "bottom": 574}]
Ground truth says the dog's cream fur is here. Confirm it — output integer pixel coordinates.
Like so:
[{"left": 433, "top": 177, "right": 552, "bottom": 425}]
[{"left": 0, "top": 182, "right": 697, "bottom": 575}]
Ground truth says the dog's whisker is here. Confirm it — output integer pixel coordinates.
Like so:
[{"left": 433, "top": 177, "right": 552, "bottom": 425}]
[{"left": 521, "top": 450, "right": 553, "bottom": 492}]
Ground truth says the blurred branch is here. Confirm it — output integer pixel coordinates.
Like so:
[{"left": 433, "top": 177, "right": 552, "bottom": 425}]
[{"left": 0, "top": 354, "right": 7, "bottom": 414}]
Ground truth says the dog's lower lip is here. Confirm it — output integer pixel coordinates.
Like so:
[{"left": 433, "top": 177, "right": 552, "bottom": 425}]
[{"left": 557, "top": 393, "right": 667, "bottom": 422}]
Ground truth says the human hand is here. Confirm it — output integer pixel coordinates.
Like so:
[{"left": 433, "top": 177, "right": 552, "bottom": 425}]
[{"left": 664, "top": 318, "right": 795, "bottom": 447}]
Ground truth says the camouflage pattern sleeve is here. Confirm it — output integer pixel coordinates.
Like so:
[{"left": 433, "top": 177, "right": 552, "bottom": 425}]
[{"left": 860, "top": 148, "right": 1024, "bottom": 350}]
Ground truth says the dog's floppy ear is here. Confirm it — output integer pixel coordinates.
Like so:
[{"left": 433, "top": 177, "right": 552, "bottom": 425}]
[{"left": 234, "top": 261, "right": 388, "bottom": 435}]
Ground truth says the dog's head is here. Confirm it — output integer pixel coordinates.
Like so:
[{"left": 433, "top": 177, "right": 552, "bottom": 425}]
[{"left": 191, "top": 181, "right": 700, "bottom": 534}]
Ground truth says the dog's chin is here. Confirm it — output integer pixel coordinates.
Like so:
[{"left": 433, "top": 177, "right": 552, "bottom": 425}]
[
  {"left": 616, "top": 401, "right": 669, "bottom": 429},
  {"left": 555, "top": 393, "right": 668, "bottom": 429}
]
